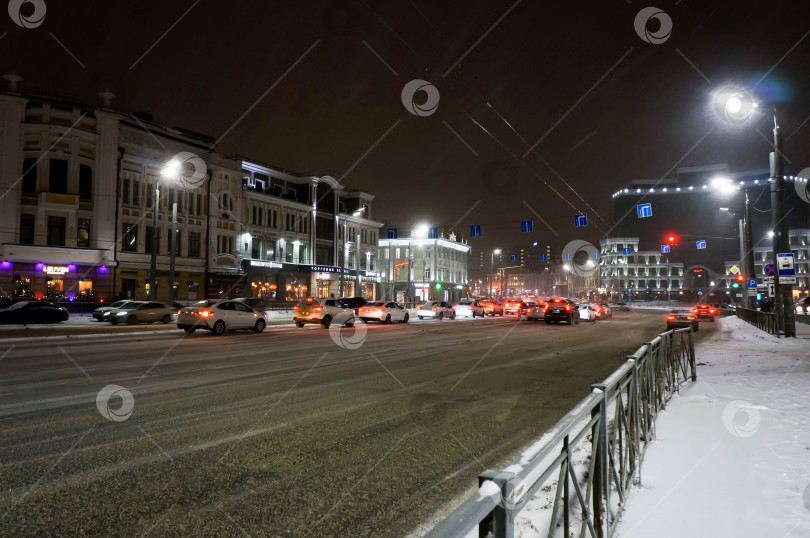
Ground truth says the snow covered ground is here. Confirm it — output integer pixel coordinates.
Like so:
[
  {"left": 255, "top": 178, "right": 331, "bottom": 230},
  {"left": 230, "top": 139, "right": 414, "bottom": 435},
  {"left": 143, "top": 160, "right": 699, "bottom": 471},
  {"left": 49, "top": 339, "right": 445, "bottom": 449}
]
[{"left": 613, "top": 316, "right": 810, "bottom": 538}]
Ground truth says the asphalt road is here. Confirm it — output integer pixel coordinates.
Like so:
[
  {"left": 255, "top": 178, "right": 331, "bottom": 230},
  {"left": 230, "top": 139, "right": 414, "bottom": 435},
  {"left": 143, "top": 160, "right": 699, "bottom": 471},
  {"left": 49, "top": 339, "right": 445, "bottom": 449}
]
[{"left": 0, "top": 310, "right": 715, "bottom": 537}]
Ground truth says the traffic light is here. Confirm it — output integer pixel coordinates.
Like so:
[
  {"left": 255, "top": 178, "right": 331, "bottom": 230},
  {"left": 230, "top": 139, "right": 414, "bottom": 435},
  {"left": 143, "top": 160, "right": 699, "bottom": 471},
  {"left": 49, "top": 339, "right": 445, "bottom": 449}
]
[
  {"left": 732, "top": 274, "right": 745, "bottom": 289},
  {"left": 435, "top": 282, "right": 442, "bottom": 291},
  {"left": 665, "top": 233, "right": 680, "bottom": 245}
]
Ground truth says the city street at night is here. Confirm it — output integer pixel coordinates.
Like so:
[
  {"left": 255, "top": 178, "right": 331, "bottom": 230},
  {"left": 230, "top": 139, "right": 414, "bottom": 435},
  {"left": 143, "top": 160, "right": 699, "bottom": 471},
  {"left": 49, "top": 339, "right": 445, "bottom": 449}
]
[{"left": 0, "top": 310, "right": 710, "bottom": 536}]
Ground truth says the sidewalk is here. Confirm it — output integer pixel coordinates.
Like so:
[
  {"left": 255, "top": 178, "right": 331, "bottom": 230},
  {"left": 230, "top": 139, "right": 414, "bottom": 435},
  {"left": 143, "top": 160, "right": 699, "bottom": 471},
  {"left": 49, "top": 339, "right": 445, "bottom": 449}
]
[{"left": 614, "top": 316, "right": 810, "bottom": 538}]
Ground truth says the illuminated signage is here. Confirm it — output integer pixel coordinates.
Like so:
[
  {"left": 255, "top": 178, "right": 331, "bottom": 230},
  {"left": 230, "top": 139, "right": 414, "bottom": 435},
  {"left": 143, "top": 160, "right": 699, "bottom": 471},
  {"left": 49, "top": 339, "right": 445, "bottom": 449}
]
[
  {"left": 43, "top": 265, "right": 69, "bottom": 275},
  {"left": 250, "top": 260, "right": 283, "bottom": 269}
]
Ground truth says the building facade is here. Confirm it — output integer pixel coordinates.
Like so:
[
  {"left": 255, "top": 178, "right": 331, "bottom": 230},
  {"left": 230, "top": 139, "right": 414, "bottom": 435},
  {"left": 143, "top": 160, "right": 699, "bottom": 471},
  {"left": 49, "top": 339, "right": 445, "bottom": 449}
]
[
  {"left": 599, "top": 238, "right": 685, "bottom": 300},
  {"left": 379, "top": 229, "right": 471, "bottom": 304},
  {"left": 0, "top": 89, "right": 384, "bottom": 303}
]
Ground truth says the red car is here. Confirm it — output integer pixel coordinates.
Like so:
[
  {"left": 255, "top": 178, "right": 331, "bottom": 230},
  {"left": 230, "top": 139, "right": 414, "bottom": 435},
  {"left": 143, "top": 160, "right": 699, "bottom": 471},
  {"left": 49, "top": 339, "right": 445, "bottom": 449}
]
[{"left": 692, "top": 304, "right": 716, "bottom": 322}]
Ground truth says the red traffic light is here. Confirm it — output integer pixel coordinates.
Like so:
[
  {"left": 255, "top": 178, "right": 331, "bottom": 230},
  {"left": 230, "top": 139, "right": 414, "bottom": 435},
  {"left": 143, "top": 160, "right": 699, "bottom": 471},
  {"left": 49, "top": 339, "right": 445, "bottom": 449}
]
[
  {"left": 735, "top": 274, "right": 745, "bottom": 283},
  {"left": 665, "top": 233, "right": 680, "bottom": 245}
]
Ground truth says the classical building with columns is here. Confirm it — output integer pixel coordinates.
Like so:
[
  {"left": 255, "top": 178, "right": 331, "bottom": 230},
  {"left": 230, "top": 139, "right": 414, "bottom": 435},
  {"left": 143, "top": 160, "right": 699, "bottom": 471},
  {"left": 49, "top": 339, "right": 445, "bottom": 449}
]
[{"left": 0, "top": 86, "right": 384, "bottom": 303}]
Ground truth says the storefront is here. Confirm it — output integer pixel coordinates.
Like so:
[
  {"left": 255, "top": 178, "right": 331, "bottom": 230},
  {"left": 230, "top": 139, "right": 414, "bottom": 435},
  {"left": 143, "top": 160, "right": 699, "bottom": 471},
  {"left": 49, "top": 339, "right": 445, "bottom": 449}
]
[
  {"left": 0, "top": 261, "right": 113, "bottom": 301},
  {"left": 240, "top": 259, "right": 381, "bottom": 300}
]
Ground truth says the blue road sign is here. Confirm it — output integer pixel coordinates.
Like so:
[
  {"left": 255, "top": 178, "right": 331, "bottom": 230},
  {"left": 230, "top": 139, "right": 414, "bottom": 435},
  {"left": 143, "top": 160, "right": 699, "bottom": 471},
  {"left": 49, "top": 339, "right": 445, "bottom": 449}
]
[
  {"left": 623, "top": 247, "right": 632, "bottom": 255},
  {"left": 510, "top": 253, "right": 517, "bottom": 261},
  {"left": 697, "top": 288, "right": 703, "bottom": 294},
  {"left": 776, "top": 253, "right": 795, "bottom": 277},
  {"left": 637, "top": 203, "right": 653, "bottom": 218},
  {"left": 470, "top": 225, "right": 481, "bottom": 237},
  {"left": 747, "top": 278, "right": 757, "bottom": 288},
  {"left": 520, "top": 220, "right": 533, "bottom": 233},
  {"left": 539, "top": 254, "right": 548, "bottom": 261},
  {"left": 574, "top": 213, "right": 588, "bottom": 227},
  {"left": 764, "top": 263, "right": 775, "bottom": 276},
  {"left": 387, "top": 228, "right": 397, "bottom": 239},
  {"left": 428, "top": 227, "right": 438, "bottom": 239},
  {"left": 661, "top": 245, "right": 670, "bottom": 254},
  {"left": 696, "top": 240, "right": 707, "bottom": 249}
]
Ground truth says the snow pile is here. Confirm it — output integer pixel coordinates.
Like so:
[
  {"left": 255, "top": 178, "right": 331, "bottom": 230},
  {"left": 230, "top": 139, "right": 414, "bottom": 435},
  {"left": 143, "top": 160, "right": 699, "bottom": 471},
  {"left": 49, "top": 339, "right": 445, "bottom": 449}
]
[{"left": 613, "top": 316, "right": 810, "bottom": 537}]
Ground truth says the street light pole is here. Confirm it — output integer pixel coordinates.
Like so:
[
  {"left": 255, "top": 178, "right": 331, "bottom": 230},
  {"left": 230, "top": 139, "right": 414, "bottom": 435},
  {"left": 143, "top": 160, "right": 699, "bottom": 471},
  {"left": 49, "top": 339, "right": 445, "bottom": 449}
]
[
  {"left": 770, "top": 110, "right": 796, "bottom": 336},
  {"left": 148, "top": 184, "right": 159, "bottom": 300},
  {"left": 168, "top": 201, "right": 177, "bottom": 302}
]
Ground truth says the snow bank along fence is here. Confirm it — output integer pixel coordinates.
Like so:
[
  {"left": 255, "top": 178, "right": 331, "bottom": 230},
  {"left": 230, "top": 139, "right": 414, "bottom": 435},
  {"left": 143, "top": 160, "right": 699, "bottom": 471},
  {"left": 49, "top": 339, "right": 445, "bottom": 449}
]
[
  {"left": 735, "top": 307, "right": 778, "bottom": 335},
  {"left": 425, "top": 328, "right": 697, "bottom": 538}
]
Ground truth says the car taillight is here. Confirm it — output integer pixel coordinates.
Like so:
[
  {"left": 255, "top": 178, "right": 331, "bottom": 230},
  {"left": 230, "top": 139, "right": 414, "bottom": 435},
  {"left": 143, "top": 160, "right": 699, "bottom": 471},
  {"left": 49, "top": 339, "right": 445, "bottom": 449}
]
[
  {"left": 293, "top": 305, "right": 299, "bottom": 310},
  {"left": 709, "top": 309, "right": 715, "bottom": 314},
  {"left": 199, "top": 310, "right": 212, "bottom": 317},
  {"left": 177, "top": 310, "right": 182, "bottom": 314},
  {"left": 313, "top": 306, "right": 323, "bottom": 312},
  {"left": 564, "top": 305, "right": 571, "bottom": 312},
  {"left": 543, "top": 305, "right": 550, "bottom": 312},
  {"left": 666, "top": 315, "right": 676, "bottom": 320},
  {"left": 431, "top": 307, "right": 437, "bottom": 310},
  {"left": 692, "top": 309, "right": 698, "bottom": 314},
  {"left": 686, "top": 316, "right": 695, "bottom": 320},
  {"left": 418, "top": 305, "right": 423, "bottom": 310}
]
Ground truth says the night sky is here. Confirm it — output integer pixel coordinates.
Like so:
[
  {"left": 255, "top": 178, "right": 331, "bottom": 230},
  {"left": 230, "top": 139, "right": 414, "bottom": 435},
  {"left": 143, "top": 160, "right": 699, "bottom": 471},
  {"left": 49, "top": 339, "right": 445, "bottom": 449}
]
[{"left": 4, "top": 0, "right": 810, "bottom": 256}]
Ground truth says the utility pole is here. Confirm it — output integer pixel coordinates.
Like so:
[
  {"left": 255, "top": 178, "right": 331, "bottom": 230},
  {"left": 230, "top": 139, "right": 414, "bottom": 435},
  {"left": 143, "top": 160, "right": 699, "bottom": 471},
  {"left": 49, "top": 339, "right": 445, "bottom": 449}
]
[{"left": 770, "top": 109, "right": 796, "bottom": 337}]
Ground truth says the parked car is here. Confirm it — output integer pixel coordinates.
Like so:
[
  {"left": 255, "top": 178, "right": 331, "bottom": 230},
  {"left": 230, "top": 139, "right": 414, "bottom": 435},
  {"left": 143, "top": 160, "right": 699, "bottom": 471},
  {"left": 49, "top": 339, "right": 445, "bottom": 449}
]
[
  {"left": 478, "top": 299, "right": 504, "bottom": 316},
  {"left": 0, "top": 300, "right": 68, "bottom": 324},
  {"left": 503, "top": 299, "right": 527, "bottom": 316},
  {"left": 712, "top": 303, "right": 736, "bottom": 317},
  {"left": 177, "top": 300, "right": 267, "bottom": 334},
  {"left": 692, "top": 304, "right": 716, "bottom": 322},
  {"left": 543, "top": 298, "right": 579, "bottom": 325},
  {"left": 358, "top": 301, "right": 409, "bottom": 323},
  {"left": 666, "top": 309, "right": 699, "bottom": 331},
  {"left": 578, "top": 303, "right": 598, "bottom": 322},
  {"left": 596, "top": 303, "right": 613, "bottom": 319},
  {"left": 104, "top": 301, "right": 179, "bottom": 324},
  {"left": 416, "top": 301, "right": 455, "bottom": 320},
  {"left": 455, "top": 298, "right": 485, "bottom": 318},
  {"left": 611, "top": 301, "right": 631, "bottom": 311},
  {"left": 92, "top": 299, "right": 133, "bottom": 321},
  {"left": 294, "top": 297, "right": 355, "bottom": 328}
]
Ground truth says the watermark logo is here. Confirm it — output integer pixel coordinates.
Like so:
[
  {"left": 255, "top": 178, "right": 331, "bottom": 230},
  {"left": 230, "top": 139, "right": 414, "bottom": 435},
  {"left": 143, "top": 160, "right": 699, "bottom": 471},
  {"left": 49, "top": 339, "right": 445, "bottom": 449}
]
[
  {"left": 8, "top": 0, "right": 46, "bottom": 28},
  {"left": 96, "top": 384, "right": 135, "bottom": 422},
  {"left": 163, "top": 151, "right": 208, "bottom": 189},
  {"left": 329, "top": 317, "right": 367, "bottom": 350},
  {"left": 634, "top": 7, "right": 672, "bottom": 44},
  {"left": 713, "top": 87, "right": 755, "bottom": 125},
  {"left": 793, "top": 167, "right": 810, "bottom": 204},
  {"left": 721, "top": 399, "right": 760, "bottom": 438},
  {"left": 481, "top": 159, "right": 520, "bottom": 196},
  {"left": 562, "top": 239, "right": 599, "bottom": 277},
  {"left": 401, "top": 79, "right": 440, "bottom": 117}
]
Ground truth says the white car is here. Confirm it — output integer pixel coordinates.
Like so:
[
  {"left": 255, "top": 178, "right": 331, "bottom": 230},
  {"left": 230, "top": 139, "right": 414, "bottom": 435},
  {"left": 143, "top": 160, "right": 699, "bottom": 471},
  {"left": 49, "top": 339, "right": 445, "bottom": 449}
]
[
  {"left": 578, "top": 303, "right": 598, "bottom": 322},
  {"left": 455, "top": 299, "right": 484, "bottom": 318},
  {"left": 177, "top": 300, "right": 267, "bottom": 335},
  {"left": 358, "top": 301, "right": 409, "bottom": 323},
  {"left": 416, "top": 301, "right": 456, "bottom": 320},
  {"left": 104, "top": 301, "right": 178, "bottom": 325},
  {"left": 293, "top": 297, "right": 355, "bottom": 329},
  {"left": 92, "top": 299, "right": 132, "bottom": 321}
]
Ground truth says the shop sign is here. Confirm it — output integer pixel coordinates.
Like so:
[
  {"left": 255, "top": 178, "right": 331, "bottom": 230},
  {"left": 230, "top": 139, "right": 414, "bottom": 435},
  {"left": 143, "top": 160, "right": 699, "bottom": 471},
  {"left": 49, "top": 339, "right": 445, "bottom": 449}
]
[
  {"left": 43, "top": 265, "right": 69, "bottom": 275},
  {"left": 250, "top": 260, "right": 283, "bottom": 269}
]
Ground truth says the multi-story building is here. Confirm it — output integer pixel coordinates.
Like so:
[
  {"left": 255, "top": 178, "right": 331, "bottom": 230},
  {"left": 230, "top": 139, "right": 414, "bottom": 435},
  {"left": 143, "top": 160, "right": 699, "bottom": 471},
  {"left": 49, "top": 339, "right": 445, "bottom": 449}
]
[
  {"left": 0, "top": 87, "right": 384, "bottom": 303},
  {"left": 599, "top": 238, "right": 685, "bottom": 300},
  {"left": 379, "top": 228, "right": 471, "bottom": 304},
  {"left": 237, "top": 161, "right": 383, "bottom": 300}
]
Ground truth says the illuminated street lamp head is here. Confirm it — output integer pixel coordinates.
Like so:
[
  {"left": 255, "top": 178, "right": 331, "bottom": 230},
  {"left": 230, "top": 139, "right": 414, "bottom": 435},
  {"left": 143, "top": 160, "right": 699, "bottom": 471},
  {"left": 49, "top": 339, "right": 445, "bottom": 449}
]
[
  {"left": 710, "top": 175, "right": 737, "bottom": 195},
  {"left": 493, "top": 248, "right": 501, "bottom": 254},
  {"left": 413, "top": 224, "right": 429, "bottom": 238},
  {"left": 161, "top": 159, "right": 180, "bottom": 178}
]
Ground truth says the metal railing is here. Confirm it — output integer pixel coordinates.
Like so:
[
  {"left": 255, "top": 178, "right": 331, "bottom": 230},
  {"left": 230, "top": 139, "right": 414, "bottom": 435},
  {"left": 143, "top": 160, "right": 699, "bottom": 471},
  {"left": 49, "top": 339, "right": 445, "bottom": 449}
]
[
  {"left": 425, "top": 328, "right": 696, "bottom": 538},
  {"left": 735, "top": 307, "right": 778, "bottom": 335}
]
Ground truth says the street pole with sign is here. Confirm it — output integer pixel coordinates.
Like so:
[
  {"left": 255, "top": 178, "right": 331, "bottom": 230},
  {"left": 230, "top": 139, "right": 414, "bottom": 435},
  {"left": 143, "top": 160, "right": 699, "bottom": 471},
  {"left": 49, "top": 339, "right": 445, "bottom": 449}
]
[{"left": 770, "top": 112, "right": 796, "bottom": 337}]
